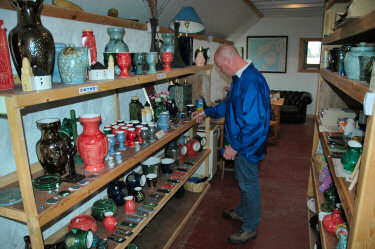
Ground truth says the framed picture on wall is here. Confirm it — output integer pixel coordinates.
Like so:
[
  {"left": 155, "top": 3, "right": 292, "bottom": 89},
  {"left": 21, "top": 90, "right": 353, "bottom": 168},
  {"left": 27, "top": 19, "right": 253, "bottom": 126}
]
[
  {"left": 246, "top": 36, "right": 288, "bottom": 73},
  {"left": 235, "top": 47, "right": 244, "bottom": 59}
]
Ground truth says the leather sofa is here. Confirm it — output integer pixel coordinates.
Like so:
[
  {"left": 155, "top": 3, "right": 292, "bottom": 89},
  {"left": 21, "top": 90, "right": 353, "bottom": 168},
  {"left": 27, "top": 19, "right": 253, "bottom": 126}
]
[{"left": 271, "top": 90, "right": 313, "bottom": 123}]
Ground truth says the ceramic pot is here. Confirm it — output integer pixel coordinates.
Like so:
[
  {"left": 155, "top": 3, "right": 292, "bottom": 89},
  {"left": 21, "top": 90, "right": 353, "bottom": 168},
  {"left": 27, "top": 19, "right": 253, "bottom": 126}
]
[
  {"left": 58, "top": 44, "right": 90, "bottom": 84},
  {"left": 146, "top": 52, "right": 158, "bottom": 74},
  {"left": 133, "top": 53, "right": 145, "bottom": 75},
  {"left": 161, "top": 33, "right": 174, "bottom": 53},
  {"left": 117, "top": 52, "right": 131, "bottom": 78},
  {"left": 64, "top": 228, "right": 94, "bottom": 249},
  {"left": 103, "top": 212, "right": 117, "bottom": 232},
  {"left": 107, "top": 179, "right": 128, "bottom": 206},
  {"left": 341, "top": 140, "right": 362, "bottom": 172},
  {"left": 91, "top": 198, "right": 117, "bottom": 221},
  {"left": 161, "top": 158, "right": 174, "bottom": 174},
  {"left": 53, "top": 43, "right": 66, "bottom": 83},
  {"left": 68, "top": 215, "right": 97, "bottom": 234},
  {"left": 142, "top": 157, "right": 161, "bottom": 176},
  {"left": 77, "top": 114, "right": 108, "bottom": 171},
  {"left": 157, "top": 112, "right": 171, "bottom": 132},
  {"left": 36, "top": 118, "right": 68, "bottom": 175},
  {"left": 8, "top": 0, "right": 55, "bottom": 78},
  {"left": 126, "top": 171, "right": 146, "bottom": 195},
  {"left": 134, "top": 187, "right": 145, "bottom": 203},
  {"left": 322, "top": 208, "right": 344, "bottom": 234},
  {"left": 165, "top": 140, "right": 180, "bottom": 167},
  {"left": 104, "top": 27, "right": 129, "bottom": 53},
  {"left": 124, "top": 196, "right": 136, "bottom": 215},
  {"left": 162, "top": 52, "right": 173, "bottom": 71},
  {"left": 344, "top": 42, "right": 375, "bottom": 80}
]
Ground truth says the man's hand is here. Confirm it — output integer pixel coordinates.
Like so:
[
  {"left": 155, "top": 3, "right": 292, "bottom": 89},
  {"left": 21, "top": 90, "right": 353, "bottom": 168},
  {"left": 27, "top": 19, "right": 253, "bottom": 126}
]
[
  {"left": 191, "top": 110, "right": 206, "bottom": 123},
  {"left": 224, "top": 85, "right": 231, "bottom": 91},
  {"left": 223, "top": 145, "right": 238, "bottom": 160}
]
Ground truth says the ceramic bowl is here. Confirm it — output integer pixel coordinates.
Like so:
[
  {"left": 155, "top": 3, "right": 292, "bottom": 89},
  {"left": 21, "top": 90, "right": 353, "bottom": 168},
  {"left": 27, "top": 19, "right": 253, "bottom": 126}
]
[{"left": 142, "top": 157, "right": 161, "bottom": 175}]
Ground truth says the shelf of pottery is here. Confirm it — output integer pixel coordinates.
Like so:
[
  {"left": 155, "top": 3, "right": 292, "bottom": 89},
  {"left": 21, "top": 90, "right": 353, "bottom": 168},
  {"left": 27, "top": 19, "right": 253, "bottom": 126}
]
[
  {"left": 307, "top": 2, "right": 375, "bottom": 249},
  {"left": 0, "top": 3, "right": 215, "bottom": 249}
]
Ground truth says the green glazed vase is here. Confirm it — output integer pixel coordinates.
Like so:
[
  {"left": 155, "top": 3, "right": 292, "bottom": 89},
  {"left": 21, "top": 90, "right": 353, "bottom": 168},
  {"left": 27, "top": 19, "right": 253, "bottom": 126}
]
[{"left": 64, "top": 228, "right": 93, "bottom": 249}]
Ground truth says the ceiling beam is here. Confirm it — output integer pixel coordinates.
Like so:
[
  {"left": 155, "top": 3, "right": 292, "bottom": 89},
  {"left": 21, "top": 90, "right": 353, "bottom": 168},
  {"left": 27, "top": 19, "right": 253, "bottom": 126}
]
[
  {"left": 256, "top": 3, "right": 324, "bottom": 9},
  {"left": 253, "top": 0, "right": 323, "bottom": 5},
  {"left": 242, "top": 0, "right": 264, "bottom": 18}
]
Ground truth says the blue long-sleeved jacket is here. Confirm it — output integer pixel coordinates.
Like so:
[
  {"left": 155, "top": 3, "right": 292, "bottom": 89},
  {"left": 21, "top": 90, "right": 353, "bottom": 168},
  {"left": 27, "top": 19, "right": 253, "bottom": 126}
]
[{"left": 204, "top": 63, "right": 271, "bottom": 163}]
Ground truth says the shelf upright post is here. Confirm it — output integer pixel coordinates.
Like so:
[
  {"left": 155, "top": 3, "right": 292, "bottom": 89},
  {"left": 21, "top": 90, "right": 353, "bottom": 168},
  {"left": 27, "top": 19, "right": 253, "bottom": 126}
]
[{"left": 5, "top": 96, "right": 44, "bottom": 248}]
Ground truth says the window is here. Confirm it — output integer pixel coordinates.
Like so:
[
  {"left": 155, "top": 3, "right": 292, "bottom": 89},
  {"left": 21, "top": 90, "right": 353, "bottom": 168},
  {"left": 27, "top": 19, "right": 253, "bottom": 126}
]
[{"left": 298, "top": 38, "right": 322, "bottom": 73}]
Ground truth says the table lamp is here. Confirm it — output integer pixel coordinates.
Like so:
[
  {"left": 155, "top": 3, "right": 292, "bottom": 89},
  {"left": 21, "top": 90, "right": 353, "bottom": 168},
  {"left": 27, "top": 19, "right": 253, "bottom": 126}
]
[{"left": 169, "top": 6, "right": 205, "bottom": 67}]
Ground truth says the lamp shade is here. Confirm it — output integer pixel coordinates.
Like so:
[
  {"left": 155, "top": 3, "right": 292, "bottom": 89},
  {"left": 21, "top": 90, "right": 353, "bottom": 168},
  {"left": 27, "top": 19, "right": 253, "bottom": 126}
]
[{"left": 169, "top": 6, "right": 204, "bottom": 33}]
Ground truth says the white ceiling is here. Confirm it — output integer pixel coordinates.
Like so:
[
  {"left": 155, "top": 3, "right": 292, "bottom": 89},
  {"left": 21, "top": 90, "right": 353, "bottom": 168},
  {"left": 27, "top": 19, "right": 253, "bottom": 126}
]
[{"left": 47, "top": 0, "right": 324, "bottom": 39}]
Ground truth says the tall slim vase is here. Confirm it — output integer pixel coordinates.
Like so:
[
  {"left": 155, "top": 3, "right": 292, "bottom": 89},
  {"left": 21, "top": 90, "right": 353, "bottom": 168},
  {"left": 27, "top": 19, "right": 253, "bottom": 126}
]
[
  {"left": 149, "top": 18, "right": 163, "bottom": 71},
  {"left": 171, "top": 22, "right": 186, "bottom": 68}
]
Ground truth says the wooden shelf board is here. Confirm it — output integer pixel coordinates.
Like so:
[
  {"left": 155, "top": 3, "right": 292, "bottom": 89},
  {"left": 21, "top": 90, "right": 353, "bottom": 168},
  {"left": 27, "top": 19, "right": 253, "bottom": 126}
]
[
  {"left": 323, "top": 9, "right": 375, "bottom": 45},
  {"left": 0, "top": 2, "right": 232, "bottom": 45},
  {"left": 0, "top": 120, "right": 198, "bottom": 226},
  {"left": 44, "top": 149, "right": 210, "bottom": 248},
  {"left": 311, "top": 161, "right": 338, "bottom": 249},
  {"left": 320, "top": 69, "right": 369, "bottom": 104},
  {"left": 316, "top": 117, "right": 355, "bottom": 224},
  {"left": 0, "top": 66, "right": 212, "bottom": 108}
]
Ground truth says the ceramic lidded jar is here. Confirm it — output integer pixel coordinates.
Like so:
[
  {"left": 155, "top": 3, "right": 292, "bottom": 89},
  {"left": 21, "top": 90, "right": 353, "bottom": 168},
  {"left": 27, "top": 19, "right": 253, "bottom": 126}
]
[
  {"left": 77, "top": 114, "right": 108, "bottom": 171},
  {"left": 64, "top": 228, "right": 94, "bottom": 249},
  {"left": 36, "top": 118, "right": 68, "bottom": 175},
  {"left": 58, "top": 44, "right": 90, "bottom": 84},
  {"left": 104, "top": 27, "right": 129, "bottom": 53},
  {"left": 157, "top": 111, "right": 171, "bottom": 131},
  {"left": 8, "top": 0, "right": 55, "bottom": 78},
  {"left": 344, "top": 42, "right": 375, "bottom": 80},
  {"left": 92, "top": 198, "right": 117, "bottom": 221}
]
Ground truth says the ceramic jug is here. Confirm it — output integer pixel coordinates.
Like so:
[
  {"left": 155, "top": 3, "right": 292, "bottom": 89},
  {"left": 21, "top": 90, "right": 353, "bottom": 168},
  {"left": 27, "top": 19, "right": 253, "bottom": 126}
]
[
  {"left": 341, "top": 140, "right": 362, "bottom": 172},
  {"left": 157, "top": 112, "right": 171, "bottom": 131},
  {"left": 124, "top": 196, "right": 136, "bottom": 215},
  {"left": 58, "top": 44, "right": 90, "bottom": 84},
  {"left": 344, "top": 42, "right": 375, "bottom": 80},
  {"left": 102, "top": 212, "right": 117, "bottom": 232}
]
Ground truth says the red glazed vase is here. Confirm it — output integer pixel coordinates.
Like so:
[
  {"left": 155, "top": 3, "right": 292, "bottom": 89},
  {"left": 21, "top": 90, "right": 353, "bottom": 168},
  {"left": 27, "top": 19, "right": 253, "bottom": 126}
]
[
  {"left": 124, "top": 196, "right": 136, "bottom": 215},
  {"left": 68, "top": 214, "right": 97, "bottom": 234},
  {"left": 127, "top": 128, "right": 136, "bottom": 147},
  {"left": 77, "top": 114, "right": 108, "bottom": 171},
  {"left": 322, "top": 208, "right": 344, "bottom": 234},
  {"left": 117, "top": 52, "right": 131, "bottom": 77},
  {"left": 136, "top": 125, "right": 143, "bottom": 144},
  {"left": 102, "top": 212, "right": 117, "bottom": 232},
  {"left": 82, "top": 29, "right": 97, "bottom": 66},
  {"left": 162, "top": 52, "right": 173, "bottom": 71}
]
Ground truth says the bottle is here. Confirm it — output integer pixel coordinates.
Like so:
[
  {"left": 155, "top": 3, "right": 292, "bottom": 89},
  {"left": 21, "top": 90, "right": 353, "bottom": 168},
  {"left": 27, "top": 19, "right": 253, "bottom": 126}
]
[
  {"left": 321, "top": 48, "right": 329, "bottom": 69},
  {"left": 145, "top": 102, "right": 153, "bottom": 122},
  {"left": 129, "top": 96, "right": 143, "bottom": 121},
  {"left": 82, "top": 28, "right": 97, "bottom": 66}
]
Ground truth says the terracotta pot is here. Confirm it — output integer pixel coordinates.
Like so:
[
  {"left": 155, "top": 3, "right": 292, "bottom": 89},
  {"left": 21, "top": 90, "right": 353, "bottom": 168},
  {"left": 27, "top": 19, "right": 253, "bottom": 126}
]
[
  {"left": 77, "top": 114, "right": 108, "bottom": 171},
  {"left": 103, "top": 212, "right": 117, "bottom": 232},
  {"left": 68, "top": 214, "right": 97, "bottom": 234}
]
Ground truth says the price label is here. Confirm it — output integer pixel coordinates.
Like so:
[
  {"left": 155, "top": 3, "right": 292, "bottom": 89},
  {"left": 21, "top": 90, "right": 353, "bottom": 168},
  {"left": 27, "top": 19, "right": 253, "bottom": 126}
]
[
  {"left": 79, "top": 85, "right": 98, "bottom": 94},
  {"left": 157, "top": 73, "right": 166, "bottom": 79},
  {"left": 155, "top": 130, "right": 167, "bottom": 139}
]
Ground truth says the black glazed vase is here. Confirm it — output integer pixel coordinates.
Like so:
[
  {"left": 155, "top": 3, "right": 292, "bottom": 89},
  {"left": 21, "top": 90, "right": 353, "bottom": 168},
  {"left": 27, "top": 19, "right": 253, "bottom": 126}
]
[
  {"left": 8, "top": 0, "right": 55, "bottom": 77},
  {"left": 107, "top": 179, "right": 128, "bottom": 206},
  {"left": 36, "top": 118, "right": 68, "bottom": 176}
]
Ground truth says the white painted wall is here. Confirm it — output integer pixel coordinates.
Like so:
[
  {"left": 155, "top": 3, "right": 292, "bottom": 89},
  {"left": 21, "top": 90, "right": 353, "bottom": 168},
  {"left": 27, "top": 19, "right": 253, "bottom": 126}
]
[
  {"left": 233, "top": 16, "right": 324, "bottom": 115},
  {"left": 0, "top": 8, "right": 223, "bottom": 248}
]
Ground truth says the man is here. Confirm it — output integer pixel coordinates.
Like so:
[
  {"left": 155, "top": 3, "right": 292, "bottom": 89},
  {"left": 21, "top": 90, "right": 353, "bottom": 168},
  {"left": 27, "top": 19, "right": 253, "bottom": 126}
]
[{"left": 192, "top": 44, "right": 270, "bottom": 245}]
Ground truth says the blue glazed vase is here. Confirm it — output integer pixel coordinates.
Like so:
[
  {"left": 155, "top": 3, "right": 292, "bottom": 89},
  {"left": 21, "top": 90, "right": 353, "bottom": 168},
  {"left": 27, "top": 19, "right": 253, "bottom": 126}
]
[
  {"left": 157, "top": 112, "right": 171, "bottom": 132},
  {"left": 107, "top": 179, "right": 127, "bottom": 206},
  {"left": 344, "top": 42, "right": 375, "bottom": 80},
  {"left": 53, "top": 43, "right": 66, "bottom": 83},
  {"left": 146, "top": 52, "right": 158, "bottom": 74},
  {"left": 104, "top": 27, "right": 129, "bottom": 53},
  {"left": 58, "top": 44, "right": 90, "bottom": 84},
  {"left": 161, "top": 33, "right": 174, "bottom": 53}
]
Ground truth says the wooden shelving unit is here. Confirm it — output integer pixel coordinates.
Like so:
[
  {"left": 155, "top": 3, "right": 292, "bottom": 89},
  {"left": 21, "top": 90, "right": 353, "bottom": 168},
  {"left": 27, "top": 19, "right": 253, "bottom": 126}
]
[
  {"left": 307, "top": 3, "right": 375, "bottom": 248},
  {"left": 0, "top": 65, "right": 213, "bottom": 248}
]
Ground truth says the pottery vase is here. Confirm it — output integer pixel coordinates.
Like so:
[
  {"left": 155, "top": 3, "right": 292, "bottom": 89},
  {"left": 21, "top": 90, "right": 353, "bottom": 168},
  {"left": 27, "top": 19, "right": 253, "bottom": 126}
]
[
  {"left": 104, "top": 27, "right": 129, "bottom": 53},
  {"left": 162, "top": 52, "right": 173, "bottom": 71},
  {"left": 103, "top": 212, "right": 117, "bottom": 232},
  {"left": 133, "top": 52, "right": 145, "bottom": 75},
  {"left": 157, "top": 112, "right": 171, "bottom": 132},
  {"left": 161, "top": 33, "right": 174, "bottom": 53},
  {"left": 36, "top": 118, "right": 68, "bottom": 175},
  {"left": 107, "top": 179, "right": 127, "bottom": 206},
  {"left": 58, "top": 44, "right": 90, "bottom": 84},
  {"left": 344, "top": 42, "right": 375, "bottom": 80},
  {"left": 107, "top": 134, "right": 116, "bottom": 155},
  {"left": 146, "top": 52, "right": 158, "bottom": 74},
  {"left": 81, "top": 29, "right": 97, "bottom": 66},
  {"left": 134, "top": 187, "right": 145, "bottom": 203},
  {"left": 322, "top": 208, "right": 344, "bottom": 234},
  {"left": 140, "top": 127, "right": 149, "bottom": 146},
  {"left": 68, "top": 215, "right": 97, "bottom": 234},
  {"left": 53, "top": 43, "right": 67, "bottom": 83},
  {"left": 117, "top": 52, "right": 131, "bottom": 78},
  {"left": 148, "top": 123, "right": 156, "bottom": 142},
  {"left": 64, "top": 228, "right": 94, "bottom": 249},
  {"left": 77, "top": 114, "right": 108, "bottom": 171},
  {"left": 127, "top": 128, "right": 136, "bottom": 147},
  {"left": 124, "top": 196, "right": 136, "bottom": 215},
  {"left": 8, "top": 0, "right": 55, "bottom": 78}
]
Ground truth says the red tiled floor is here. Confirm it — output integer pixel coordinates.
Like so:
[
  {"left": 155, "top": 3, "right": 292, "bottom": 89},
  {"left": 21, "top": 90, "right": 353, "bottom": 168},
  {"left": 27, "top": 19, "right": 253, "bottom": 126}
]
[{"left": 171, "top": 118, "right": 314, "bottom": 249}]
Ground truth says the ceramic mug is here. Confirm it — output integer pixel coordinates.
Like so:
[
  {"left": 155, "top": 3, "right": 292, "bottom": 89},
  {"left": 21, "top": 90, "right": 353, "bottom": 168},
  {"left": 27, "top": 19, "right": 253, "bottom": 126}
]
[
  {"left": 146, "top": 173, "right": 157, "bottom": 188},
  {"left": 161, "top": 158, "right": 174, "bottom": 175}
]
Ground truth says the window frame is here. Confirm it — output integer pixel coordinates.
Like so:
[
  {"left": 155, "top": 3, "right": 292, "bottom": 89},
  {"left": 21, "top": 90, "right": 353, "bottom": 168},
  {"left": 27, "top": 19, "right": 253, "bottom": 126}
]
[{"left": 298, "top": 38, "right": 322, "bottom": 73}]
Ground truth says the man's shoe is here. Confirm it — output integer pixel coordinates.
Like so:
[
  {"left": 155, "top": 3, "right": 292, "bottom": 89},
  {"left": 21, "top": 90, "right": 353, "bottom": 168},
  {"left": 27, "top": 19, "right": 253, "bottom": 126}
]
[
  {"left": 222, "top": 210, "right": 243, "bottom": 222},
  {"left": 228, "top": 229, "right": 257, "bottom": 244}
]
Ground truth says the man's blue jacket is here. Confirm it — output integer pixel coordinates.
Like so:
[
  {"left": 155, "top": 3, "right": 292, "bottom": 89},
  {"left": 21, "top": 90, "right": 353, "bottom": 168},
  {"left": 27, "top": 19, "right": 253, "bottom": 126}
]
[{"left": 204, "top": 63, "right": 271, "bottom": 164}]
